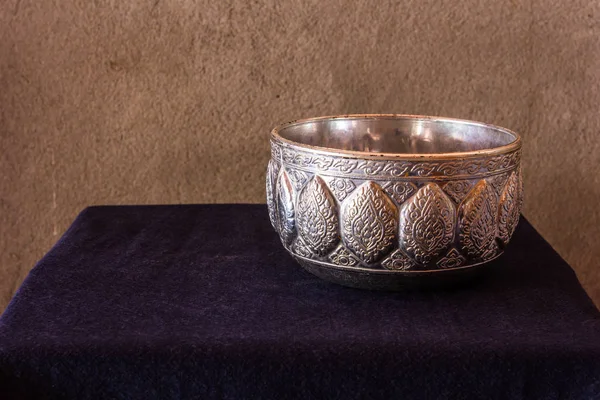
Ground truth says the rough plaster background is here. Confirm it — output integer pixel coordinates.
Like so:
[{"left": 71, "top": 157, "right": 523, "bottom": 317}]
[{"left": 1, "top": 0, "right": 599, "bottom": 311}]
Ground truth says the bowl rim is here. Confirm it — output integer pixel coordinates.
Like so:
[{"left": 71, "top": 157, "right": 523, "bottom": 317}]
[{"left": 270, "top": 114, "right": 522, "bottom": 160}]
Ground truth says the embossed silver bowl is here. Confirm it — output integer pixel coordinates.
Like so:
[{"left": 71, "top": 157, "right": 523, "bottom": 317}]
[{"left": 266, "top": 114, "right": 523, "bottom": 290}]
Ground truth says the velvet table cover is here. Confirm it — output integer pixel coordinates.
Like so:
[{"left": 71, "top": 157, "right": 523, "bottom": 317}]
[{"left": 1, "top": 205, "right": 599, "bottom": 399}]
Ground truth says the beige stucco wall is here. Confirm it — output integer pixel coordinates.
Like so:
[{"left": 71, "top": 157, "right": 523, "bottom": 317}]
[{"left": 1, "top": 0, "right": 599, "bottom": 310}]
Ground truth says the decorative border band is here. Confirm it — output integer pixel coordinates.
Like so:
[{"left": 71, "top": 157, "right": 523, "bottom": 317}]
[
  {"left": 271, "top": 140, "right": 521, "bottom": 180},
  {"left": 292, "top": 251, "right": 504, "bottom": 274}
]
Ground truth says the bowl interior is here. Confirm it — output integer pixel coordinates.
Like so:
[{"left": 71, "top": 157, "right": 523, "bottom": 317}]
[{"left": 277, "top": 116, "right": 518, "bottom": 155}]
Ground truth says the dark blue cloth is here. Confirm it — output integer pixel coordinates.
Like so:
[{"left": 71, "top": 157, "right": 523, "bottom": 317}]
[{"left": 0, "top": 205, "right": 599, "bottom": 399}]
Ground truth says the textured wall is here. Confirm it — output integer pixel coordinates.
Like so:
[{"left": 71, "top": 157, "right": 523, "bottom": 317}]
[{"left": 1, "top": 0, "right": 599, "bottom": 310}]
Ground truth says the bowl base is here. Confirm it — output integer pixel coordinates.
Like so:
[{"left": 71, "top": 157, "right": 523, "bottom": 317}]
[{"left": 294, "top": 256, "right": 502, "bottom": 291}]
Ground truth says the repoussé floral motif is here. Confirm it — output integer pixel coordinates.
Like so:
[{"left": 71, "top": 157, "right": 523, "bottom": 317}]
[
  {"left": 399, "top": 183, "right": 455, "bottom": 265},
  {"left": 296, "top": 176, "right": 339, "bottom": 256},
  {"left": 341, "top": 182, "right": 398, "bottom": 264}
]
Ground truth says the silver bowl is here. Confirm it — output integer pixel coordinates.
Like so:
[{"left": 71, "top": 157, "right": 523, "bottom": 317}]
[{"left": 266, "top": 114, "right": 523, "bottom": 290}]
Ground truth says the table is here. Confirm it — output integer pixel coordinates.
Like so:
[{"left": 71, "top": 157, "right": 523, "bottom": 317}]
[{"left": 1, "top": 205, "right": 599, "bottom": 399}]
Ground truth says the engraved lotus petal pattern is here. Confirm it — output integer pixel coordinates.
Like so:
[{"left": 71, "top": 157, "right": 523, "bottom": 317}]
[
  {"left": 517, "top": 167, "right": 524, "bottom": 212},
  {"left": 341, "top": 182, "right": 398, "bottom": 264},
  {"left": 276, "top": 170, "right": 296, "bottom": 246},
  {"left": 482, "top": 241, "right": 500, "bottom": 261},
  {"left": 381, "top": 249, "right": 415, "bottom": 271},
  {"left": 327, "top": 178, "right": 356, "bottom": 201},
  {"left": 498, "top": 172, "right": 521, "bottom": 245},
  {"left": 436, "top": 248, "right": 467, "bottom": 269},
  {"left": 487, "top": 173, "right": 509, "bottom": 197},
  {"left": 296, "top": 176, "right": 339, "bottom": 256},
  {"left": 286, "top": 169, "right": 310, "bottom": 191},
  {"left": 442, "top": 180, "right": 475, "bottom": 204},
  {"left": 399, "top": 183, "right": 455, "bottom": 265},
  {"left": 383, "top": 181, "right": 417, "bottom": 205},
  {"left": 329, "top": 246, "right": 360, "bottom": 267},
  {"left": 459, "top": 180, "right": 497, "bottom": 258},
  {"left": 266, "top": 159, "right": 279, "bottom": 231}
]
